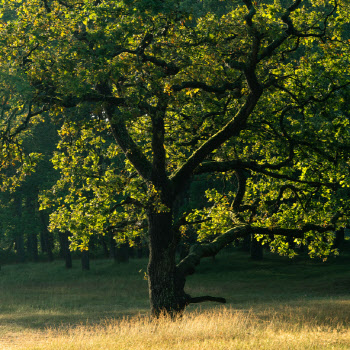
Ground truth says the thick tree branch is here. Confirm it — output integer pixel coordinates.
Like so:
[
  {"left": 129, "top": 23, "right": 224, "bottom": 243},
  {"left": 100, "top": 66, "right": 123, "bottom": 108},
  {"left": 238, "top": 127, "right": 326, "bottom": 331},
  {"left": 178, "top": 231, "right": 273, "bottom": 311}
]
[
  {"left": 177, "top": 218, "right": 339, "bottom": 280},
  {"left": 232, "top": 169, "right": 247, "bottom": 210},
  {"left": 42, "top": 0, "right": 51, "bottom": 13},
  {"left": 142, "top": 54, "right": 180, "bottom": 76},
  {"left": 171, "top": 91, "right": 262, "bottom": 192},
  {"left": 258, "top": 0, "right": 302, "bottom": 62},
  {"left": 195, "top": 159, "right": 338, "bottom": 190},
  {"left": 176, "top": 224, "right": 251, "bottom": 278},
  {"left": 186, "top": 7, "right": 265, "bottom": 178},
  {"left": 151, "top": 95, "right": 171, "bottom": 191},
  {"left": 93, "top": 81, "right": 153, "bottom": 182},
  {"left": 173, "top": 214, "right": 211, "bottom": 233},
  {"left": 242, "top": 0, "right": 257, "bottom": 27},
  {"left": 135, "top": 33, "right": 180, "bottom": 76},
  {"left": 106, "top": 107, "right": 152, "bottom": 182}
]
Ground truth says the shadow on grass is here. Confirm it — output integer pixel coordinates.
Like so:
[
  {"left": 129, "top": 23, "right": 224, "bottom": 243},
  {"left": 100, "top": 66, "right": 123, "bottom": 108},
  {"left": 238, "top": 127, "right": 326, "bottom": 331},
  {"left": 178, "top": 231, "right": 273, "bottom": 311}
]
[
  {"left": 0, "top": 309, "right": 150, "bottom": 332},
  {"left": 1, "top": 248, "right": 350, "bottom": 332}
]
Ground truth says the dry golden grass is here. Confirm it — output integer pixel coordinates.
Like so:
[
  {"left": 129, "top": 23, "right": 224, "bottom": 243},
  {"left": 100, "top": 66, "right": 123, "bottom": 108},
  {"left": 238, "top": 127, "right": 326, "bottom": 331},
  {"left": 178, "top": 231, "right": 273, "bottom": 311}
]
[
  {"left": 1, "top": 306, "right": 349, "bottom": 350},
  {"left": 1, "top": 250, "right": 350, "bottom": 349}
]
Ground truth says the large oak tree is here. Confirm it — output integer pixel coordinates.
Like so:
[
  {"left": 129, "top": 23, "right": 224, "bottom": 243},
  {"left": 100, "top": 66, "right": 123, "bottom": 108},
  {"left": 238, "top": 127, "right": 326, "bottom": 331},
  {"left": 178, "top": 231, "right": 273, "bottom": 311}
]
[{"left": 1, "top": 0, "right": 350, "bottom": 316}]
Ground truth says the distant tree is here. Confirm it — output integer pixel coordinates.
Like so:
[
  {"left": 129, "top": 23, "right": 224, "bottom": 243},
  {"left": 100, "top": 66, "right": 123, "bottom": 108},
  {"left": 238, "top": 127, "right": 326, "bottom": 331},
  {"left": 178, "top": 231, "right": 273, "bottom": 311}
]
[
  {"left": 81, "top": 250, "right": 90, "bottom": 270},
  {"left": 59, "top": 231, "right": 73, "bottom": 269},
  {"left": 1, "top": 0, "right": 350, "bottom": 317},
  {"left": 0, "top": 115, "right": 60, "bottom": 263}
]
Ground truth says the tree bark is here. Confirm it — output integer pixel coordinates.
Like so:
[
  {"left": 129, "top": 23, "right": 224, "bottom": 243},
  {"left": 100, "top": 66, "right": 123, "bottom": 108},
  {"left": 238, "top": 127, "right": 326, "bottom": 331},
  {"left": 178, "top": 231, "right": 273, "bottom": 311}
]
[
  {"left": 116, "top": 243, "right": 129, "bottom": 263},
  {"left": 59, "top": 231, "right": 72, "bottom": 268},
  {"left": 25, "top": 193, "right": 38, "bottom": 262},
  {"left": 14, "top": 193, "right": 25, "bottom": 263},
  {"left": 147, "top": 210, "right": 187, "bottom": 316},
  {"left": 135, "top": 237, "right": 144, "bottom": 258},
  {"left": 250, "top": 234, "right": 263, "bottom": 260},
  {"left": 81, "top": 250, "right": 90, "bottom": 270},
  {"left": 333, "top": 228, "right": 345, "bottom": 249},
  {"left": 109, "top": 230, "right": 117, "bottom": 262},
  {"left": 39, "top": 211, "right": 54, "bottom": 261},
  {"left": 100, "top": 235, "right": 109, "bottom": 258}
]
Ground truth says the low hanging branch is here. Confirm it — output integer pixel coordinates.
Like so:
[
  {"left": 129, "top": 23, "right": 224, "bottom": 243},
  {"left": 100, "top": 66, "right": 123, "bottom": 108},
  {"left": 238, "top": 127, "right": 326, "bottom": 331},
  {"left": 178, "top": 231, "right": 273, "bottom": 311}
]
[
  {"left": 175, "top": 224, "right": 251, "bottom": 307},
  {"left": 176, "top": 217, "right": 340, "bottom": 306},
  {"left": 177, "top": 224, "right": 251, "bottom": 278}
]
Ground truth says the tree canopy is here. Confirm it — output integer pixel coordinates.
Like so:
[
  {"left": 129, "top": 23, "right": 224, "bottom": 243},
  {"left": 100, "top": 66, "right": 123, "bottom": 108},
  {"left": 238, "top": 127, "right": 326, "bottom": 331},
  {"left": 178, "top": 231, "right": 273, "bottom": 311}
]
[{"left": 1, "top": 0, "right": 350, "bottom": 315}]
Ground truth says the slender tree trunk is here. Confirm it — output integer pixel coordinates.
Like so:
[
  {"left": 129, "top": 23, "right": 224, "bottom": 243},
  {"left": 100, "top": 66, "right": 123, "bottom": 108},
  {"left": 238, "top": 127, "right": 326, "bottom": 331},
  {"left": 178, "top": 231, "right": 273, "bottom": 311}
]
[
  {"left": 100, "top": 235, "right": 109, "bottom": 258},
  {"left": 81, "top": 250, "right": 90, "bottom": 270},
  {"left": 334, "top": 228, "right": 345, "bottom": 249},
  {"left": 135, "top": 237, "right": 143, "bottom": 258},
  {"left": 241, "top": 234, "right": 251, "bottom": 252},
  {"left": 59, "top": 231, "right": 72, "bottom": 268},
  {"left": 15, "top": 233, "right": 25, "bottom": 263},
  {"left": 14, "top": 193, "right": 25, "bottom": 263},
  {"left": 250, "top": 234, "right": 263, "bottom": 260},
  {"left": 129, "top": 246, "right": 135, "bottom": 259},
  {"left": 39, "top": 211, "right": 54, "bottom": 261},
  {"left": 137, "top": 247, "right": 143, "bottom": 258},
  {"left": 27, "top": 232, "right": 38, "bottom": 262},
  {"left": 147, "top": 211, "right": 187, "bottom": 317},
  {"left": 116, "top": 243, "right": 129, "bottom": 263},
  {"left": 25, "top": 193, "right": 38, "bottom": 262},
  {"left": 109, "top": 231, "right": 117, "bottom": 262}
]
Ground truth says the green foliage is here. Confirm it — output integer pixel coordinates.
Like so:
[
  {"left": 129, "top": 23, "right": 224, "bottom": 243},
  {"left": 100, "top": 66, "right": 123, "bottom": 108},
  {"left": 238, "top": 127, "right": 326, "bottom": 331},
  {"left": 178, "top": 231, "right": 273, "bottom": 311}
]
[
  {"left": 40, "top": 120, "right": 147, "bottom": 250},
  {"left": 0, "top": 68, "right": 43, "bottom": 190},
  {"left": 1, "top": 0, "right": 350, "bottom": 260}
]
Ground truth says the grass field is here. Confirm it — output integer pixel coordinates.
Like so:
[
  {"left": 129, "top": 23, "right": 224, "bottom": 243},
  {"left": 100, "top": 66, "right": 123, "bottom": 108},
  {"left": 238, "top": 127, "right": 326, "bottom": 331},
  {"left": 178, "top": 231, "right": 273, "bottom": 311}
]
[{"left": 0, "top": 248, "right": 350, "bottom": 349}]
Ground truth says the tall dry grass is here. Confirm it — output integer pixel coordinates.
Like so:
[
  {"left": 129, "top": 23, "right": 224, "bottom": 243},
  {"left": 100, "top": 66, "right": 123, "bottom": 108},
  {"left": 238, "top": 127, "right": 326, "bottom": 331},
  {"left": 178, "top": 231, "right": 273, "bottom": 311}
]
[
  {"left": 1, "top": 307, "right": 349, "bottom": 350},
  {"left": 1, "top": 250, "right": 350, "bottom": 349}
]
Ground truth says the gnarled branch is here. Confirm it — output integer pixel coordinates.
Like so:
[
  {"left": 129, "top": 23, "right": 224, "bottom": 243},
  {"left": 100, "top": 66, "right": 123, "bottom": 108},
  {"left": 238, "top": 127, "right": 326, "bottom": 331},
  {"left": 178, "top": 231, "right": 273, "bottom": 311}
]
[{"left": 171, "top": 91, "right": 262, "bottom": 193}]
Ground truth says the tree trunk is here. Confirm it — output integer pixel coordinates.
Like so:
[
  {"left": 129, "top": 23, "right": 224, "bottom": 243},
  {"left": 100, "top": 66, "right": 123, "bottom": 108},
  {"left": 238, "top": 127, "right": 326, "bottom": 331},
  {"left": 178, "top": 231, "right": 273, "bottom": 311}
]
[
  {"left": 333, "top": 228, "right": 345, "bottom": 250},
  {"left": 25, "top": 193, "right": 38, "bottom": 262},
  {"left": 100, "top": 235, "right": 109, "bottom": 258},
  {"left": 137, "top": 247, "right": 143, "bottom": 258},
  {"left": 134, "top": 236, "right": 143, "bottom": 258},
  {"left": 81, "top": 250, "right": 90, "bottom": 270},
  {"left": 27, "top": 231, "right": 38, "bottom": 262},
  {"left": 250, "top": 234, "right": 263, "bottom": 260},
  {"left": 39, "top": 211, "right": 54, "bottom": 261},
  {"left": 109, "top": 231, "right": 117, "bottom": 262},
  {"left": 59, "top": 231, "right": 72, "bottom": 268},
  {"left": 116, "top": 243, "right": 129, "bottom": 263},
  {"left": 147, "top": 211, "right": 186, "bottom": 317},
  {"left": 241, "top": 234, "right": 251, "bottom": 252},
  {"left": 15, "top": 234, "right": 25, "bottom": 263},
  {"left": 14, "top": 193, "right": 25, "bottom": 263}
]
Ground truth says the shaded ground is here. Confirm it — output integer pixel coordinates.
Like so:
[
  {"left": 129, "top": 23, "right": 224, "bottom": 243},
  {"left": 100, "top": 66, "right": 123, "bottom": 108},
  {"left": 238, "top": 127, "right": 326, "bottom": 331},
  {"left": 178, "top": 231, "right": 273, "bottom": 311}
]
[{"left": 0, "top": 245, "right": 349, "bottom": 335}]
